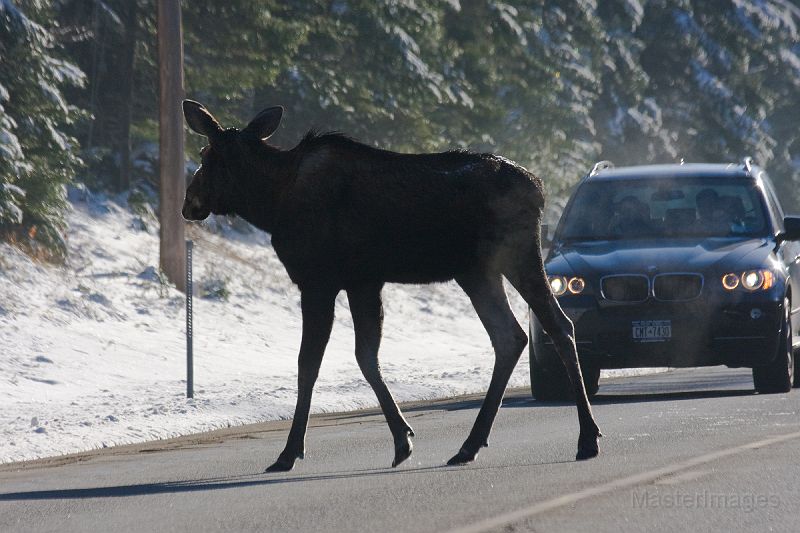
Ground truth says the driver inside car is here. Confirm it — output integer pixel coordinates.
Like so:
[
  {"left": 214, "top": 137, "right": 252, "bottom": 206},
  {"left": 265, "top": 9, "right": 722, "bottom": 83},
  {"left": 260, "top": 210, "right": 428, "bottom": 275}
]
[{"left": 609, "top": 195, "right": 653, "bottom": 236}]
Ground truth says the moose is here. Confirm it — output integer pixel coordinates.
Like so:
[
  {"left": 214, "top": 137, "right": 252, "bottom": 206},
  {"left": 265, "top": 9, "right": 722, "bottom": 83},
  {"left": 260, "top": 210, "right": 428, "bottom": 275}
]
[{"left": 181, "top": 100, "right": 602, "bottom": 471}]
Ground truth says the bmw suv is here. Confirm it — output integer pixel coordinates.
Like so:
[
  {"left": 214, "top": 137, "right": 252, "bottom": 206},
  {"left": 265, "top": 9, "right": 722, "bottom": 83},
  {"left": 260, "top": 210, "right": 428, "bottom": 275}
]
[{"left": 530, "top": 160, "right": 800, "bottom": 399}]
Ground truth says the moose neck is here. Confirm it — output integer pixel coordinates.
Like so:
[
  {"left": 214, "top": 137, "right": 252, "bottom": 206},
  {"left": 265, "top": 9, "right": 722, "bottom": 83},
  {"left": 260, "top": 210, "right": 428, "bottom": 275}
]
[{"left": 229, "top": 143, "right": 290, "bottom": 235}]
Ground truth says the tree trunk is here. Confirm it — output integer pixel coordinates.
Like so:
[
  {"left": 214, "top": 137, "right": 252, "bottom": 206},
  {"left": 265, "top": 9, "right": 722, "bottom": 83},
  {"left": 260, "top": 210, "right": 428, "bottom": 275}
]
[{"left": 119, "top": 0, "right": 138, "bottom": 192}]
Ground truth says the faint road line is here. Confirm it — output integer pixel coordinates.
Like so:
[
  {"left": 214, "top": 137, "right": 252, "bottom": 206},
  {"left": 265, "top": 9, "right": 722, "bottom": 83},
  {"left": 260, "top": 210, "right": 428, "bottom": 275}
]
[{"left": 450, "top": 429, "right": 800, "bottom": 533}]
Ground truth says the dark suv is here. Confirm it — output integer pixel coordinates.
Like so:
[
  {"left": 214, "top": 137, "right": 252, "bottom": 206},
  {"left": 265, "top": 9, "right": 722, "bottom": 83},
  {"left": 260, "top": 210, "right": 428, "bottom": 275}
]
[{"left": 530, "top": 160, "right": 800, "bottom": 399}]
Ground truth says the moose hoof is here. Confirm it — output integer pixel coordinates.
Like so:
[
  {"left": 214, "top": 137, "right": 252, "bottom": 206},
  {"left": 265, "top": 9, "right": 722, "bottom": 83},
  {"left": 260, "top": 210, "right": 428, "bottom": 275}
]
[
  {"left": 392, "top": 435, "right": 414, "bottom": 468},
  {"left": 265, "top": 455, "right": 297, "bottom": 473},
  {"left": 447, "top": 447, "right": 478, "bottom": 466},
  {"left": 575, "top": 434, "right": 600, "bottom": 461}
]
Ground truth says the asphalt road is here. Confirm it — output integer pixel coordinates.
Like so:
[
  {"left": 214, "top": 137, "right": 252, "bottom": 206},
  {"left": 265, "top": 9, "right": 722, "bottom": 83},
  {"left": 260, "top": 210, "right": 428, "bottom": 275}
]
[{"left": 2, "top": 367, "right": 799, "bottom": 533}]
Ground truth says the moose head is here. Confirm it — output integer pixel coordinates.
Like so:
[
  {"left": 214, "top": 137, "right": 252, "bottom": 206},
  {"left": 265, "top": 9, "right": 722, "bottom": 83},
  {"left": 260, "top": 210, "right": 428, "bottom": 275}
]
[{"left": 181, "top": 100, "right": 284, "bottom": 221}]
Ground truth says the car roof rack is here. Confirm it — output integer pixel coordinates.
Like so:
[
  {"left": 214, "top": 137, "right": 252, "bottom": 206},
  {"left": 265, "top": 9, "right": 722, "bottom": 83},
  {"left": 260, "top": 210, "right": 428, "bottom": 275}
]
[
  {"left": 588, "top": 160, "right": 614, "bottom": 177},
  {"left": 742, "top": 156, "right": 753, "bottom": 172}
]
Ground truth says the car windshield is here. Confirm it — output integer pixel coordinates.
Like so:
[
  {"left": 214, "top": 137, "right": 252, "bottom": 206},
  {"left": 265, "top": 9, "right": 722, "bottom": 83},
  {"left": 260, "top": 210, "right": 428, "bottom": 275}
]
[{"left": 557, "top": 177, "right": 770, "bottom": 241}]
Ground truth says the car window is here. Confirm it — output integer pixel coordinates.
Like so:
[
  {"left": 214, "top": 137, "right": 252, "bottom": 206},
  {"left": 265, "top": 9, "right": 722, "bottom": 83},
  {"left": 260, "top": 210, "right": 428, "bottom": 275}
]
[{"left": 557, "top": 177, "right": 769, "bottom": 241}]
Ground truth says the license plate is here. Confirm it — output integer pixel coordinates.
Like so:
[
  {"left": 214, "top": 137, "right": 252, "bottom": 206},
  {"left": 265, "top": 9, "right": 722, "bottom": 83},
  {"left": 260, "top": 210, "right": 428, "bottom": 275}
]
[{"left": 632, "top": 320, "right": 672, "bottom": 342}]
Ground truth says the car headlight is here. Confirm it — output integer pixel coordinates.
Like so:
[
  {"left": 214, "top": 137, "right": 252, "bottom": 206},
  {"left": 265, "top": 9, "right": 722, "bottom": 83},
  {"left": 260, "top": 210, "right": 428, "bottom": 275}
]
[
  {"left": 568, "top": 277, "right": 585, "bottom": 294},
  {"left": 722, "top": 273, "right": 739, "bottom": 290},
  {"left": 549, "top": 276, "right": 567, "bottom": 296},
  {"left": 742, "top": 270, "right": 763, "bottom": 290},
  {"left": 721, "top": 270, "right": 774, "bottom": 291},
  {"left": 549, "top": 276, "right": 585, "bottom": 296}
]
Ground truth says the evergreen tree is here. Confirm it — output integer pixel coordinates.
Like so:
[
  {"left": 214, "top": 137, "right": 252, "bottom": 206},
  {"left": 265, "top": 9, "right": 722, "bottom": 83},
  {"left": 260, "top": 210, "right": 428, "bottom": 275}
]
[
  {"left": 624, "top": 0, "right": 800, "bottom": 208},
  {"left": 0, "top": 0, "right": 85, "bottom": 257},
  {"left": 57, "top": 0, "right": 155, "bottom": 191},
  {"left": 246, "top": 1, "right": 470, "bottom": 153}
]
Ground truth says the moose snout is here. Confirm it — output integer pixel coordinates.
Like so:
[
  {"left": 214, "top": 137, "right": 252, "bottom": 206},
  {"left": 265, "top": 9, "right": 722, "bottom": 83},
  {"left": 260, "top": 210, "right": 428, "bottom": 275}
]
[
  {"left": 181, "top": 196, "right": 210, "bottom": 221},
  {"left": 181, "top": 201, "right": 193, "bottom": 220}
]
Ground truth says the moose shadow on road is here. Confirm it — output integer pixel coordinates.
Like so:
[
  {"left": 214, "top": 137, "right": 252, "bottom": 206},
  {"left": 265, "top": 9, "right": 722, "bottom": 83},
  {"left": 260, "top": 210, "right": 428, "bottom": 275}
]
[{"left": 0, "top": 457, "right": 574, "bottom": 502}]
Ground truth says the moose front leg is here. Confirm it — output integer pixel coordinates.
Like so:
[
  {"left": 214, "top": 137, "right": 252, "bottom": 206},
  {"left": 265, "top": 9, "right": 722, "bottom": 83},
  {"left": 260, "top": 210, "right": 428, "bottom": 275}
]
[
  {"left": 266, "top": 287, "right": 337, "bottom": 473},
  {"left": 348, "top": 284, "right": 415, "bottom": 468}
]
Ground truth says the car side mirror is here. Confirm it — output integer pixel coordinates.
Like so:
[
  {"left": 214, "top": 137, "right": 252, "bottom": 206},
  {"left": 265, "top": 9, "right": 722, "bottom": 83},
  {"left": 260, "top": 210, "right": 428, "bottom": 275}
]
[{"left": 777, "top": 216, "right": 800, "bottom": 244}]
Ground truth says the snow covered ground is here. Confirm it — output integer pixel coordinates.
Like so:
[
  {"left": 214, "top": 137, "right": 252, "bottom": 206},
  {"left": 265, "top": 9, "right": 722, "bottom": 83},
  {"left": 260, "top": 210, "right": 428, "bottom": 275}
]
[{"left": 0, "top": 189, "right": 664, "bottom": 464}]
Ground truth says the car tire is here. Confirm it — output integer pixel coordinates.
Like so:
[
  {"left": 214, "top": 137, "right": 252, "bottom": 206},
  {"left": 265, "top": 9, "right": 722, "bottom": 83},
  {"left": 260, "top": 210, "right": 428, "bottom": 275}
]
[
  {"left": 530, "top": 341, "right": 600, "bottom": 401},
  {"left": 753, "top": 296, "right": 794, "bottom": 394}
]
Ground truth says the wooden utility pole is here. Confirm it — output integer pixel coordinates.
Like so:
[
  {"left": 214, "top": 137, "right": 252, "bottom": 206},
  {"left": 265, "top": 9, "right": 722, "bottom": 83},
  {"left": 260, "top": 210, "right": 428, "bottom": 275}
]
[{"left": 157, "top": 0, "right": 186, "bottom": 292}]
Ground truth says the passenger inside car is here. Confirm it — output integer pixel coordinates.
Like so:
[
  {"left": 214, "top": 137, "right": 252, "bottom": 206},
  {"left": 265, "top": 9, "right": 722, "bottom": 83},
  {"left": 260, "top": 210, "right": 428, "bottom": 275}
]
[
  {"left": 694, "top": 188, "right": 730, "bottom": 234},
  {"left": 717, "top": 195, "right": 748, "bottom": 233}
]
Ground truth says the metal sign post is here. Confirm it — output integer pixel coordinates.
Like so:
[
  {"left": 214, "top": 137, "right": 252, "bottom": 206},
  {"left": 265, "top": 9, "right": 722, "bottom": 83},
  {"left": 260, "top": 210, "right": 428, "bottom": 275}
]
[{"left": 186, "top": 239, "right": 194, "bottom": 398}]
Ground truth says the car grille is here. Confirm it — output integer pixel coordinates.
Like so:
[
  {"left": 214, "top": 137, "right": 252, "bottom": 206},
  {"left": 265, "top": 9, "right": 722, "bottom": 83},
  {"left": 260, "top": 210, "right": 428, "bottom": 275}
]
[
  {"left": 601, "top": 275, "right": 649, "bottom": 302},
  {"left": 653, "top": 274, "right": 703, "bottom": 301}
]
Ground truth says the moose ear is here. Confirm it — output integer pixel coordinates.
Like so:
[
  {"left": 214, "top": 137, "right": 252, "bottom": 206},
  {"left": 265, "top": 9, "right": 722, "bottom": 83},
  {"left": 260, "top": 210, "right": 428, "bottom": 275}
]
[
  {"left": 242, "top": 106, "right": 283, "bottom": 140},
  {"left": 183, "top": 100, "right": 224, "bottom": 138}
]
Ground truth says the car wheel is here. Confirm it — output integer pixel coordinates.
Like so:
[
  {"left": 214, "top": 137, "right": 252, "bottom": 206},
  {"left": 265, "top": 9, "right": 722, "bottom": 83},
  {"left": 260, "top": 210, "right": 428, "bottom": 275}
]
[
  {"left": 529, "top": 339, "right": 600, "bottom": 401},
  {"left": 753, "top": 296, "right": 794, "bottom": 394}
]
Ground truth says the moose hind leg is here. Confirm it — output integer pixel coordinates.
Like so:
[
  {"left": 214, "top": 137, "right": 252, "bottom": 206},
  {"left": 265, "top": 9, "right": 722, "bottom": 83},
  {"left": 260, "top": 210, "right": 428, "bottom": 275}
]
[
  {"left": 534, "top": 295, "right": 601, "bottom": 460},
  {"left": 448, "top": 273, "right": 527, "bottom": 466},
  {"left": 506, "top": 250, "right": 602, "bottom": 461},
  {"left": 266, "top": 287, "right": 337, "bottom": 472},
  {"left": 348, "top": 284, "right": 415, "bottom": 467}
]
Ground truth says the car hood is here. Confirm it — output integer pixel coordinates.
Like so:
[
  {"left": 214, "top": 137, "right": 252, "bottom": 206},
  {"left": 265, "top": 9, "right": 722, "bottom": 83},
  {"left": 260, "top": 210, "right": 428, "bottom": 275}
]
[{"left": 548, "top": 237, "right": 773, "bottom": 276}]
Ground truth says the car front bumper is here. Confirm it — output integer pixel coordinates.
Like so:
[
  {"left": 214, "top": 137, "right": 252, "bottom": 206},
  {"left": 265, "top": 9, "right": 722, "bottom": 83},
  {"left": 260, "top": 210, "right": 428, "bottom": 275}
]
[{"left": 530, "top": 290, "right": 784, "bottom": 369}]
